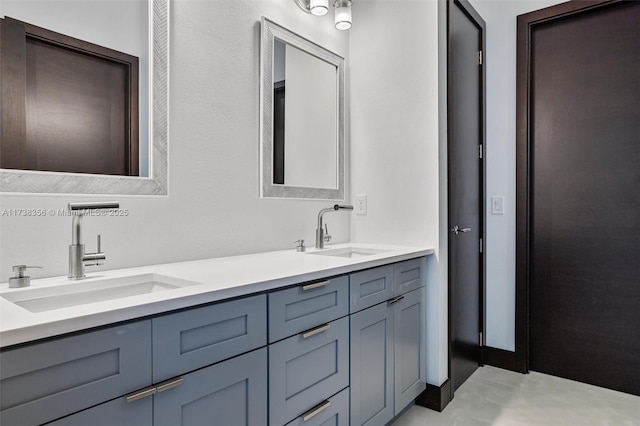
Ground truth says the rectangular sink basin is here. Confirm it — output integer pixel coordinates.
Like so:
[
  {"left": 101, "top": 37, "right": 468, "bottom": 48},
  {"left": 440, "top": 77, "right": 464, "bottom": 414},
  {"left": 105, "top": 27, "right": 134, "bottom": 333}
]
[
  {"left": 307, "top": 247, "right": 389, "bottom": 258},
  {"left": 1, "top": 273, "right": 201, "bottom": 313}
]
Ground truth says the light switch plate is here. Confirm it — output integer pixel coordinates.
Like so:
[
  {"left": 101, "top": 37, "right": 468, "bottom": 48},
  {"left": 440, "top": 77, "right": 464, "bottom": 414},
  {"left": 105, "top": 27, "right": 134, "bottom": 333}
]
[
  {"left": 491, "top": 196, "right": 505, "bottom": 215},
  {"left": 355, "top": 194, "right": 367, "bottom": 215}
]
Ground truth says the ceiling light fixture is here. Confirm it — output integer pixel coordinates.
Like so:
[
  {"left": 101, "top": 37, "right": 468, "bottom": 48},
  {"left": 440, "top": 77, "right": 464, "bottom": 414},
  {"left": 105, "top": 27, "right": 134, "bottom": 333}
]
[
  {"left": 333, "top": 0, "right": 352, "bottom": 30},
  {"left": 294, "top": 0, "right": 329, "bottom": 16}
]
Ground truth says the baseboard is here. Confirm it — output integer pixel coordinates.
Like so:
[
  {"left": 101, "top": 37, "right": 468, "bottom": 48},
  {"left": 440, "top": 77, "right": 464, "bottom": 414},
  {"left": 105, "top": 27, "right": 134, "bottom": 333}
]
[
  {"left": 483, "top": 346, "right": 525, "bottom": 373},
  {"left": 415, "top": 378, "right": 452, "bottom": 412}
]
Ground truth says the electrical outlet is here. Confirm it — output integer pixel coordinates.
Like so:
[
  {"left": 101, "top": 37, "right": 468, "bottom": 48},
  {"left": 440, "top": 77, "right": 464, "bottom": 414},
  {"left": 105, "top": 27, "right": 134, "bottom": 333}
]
[
  {"left": 491, "top": 196, "right": 505, "bottom": 215},
  {"left": 355, "top": 194, "right": 367, "bottom": 215}
]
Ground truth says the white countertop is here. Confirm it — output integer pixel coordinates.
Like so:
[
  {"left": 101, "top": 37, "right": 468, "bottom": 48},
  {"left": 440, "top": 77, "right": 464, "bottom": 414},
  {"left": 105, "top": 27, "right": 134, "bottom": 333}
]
[{"left": 0, "top": 243, "right": 433, "bottom": 348}]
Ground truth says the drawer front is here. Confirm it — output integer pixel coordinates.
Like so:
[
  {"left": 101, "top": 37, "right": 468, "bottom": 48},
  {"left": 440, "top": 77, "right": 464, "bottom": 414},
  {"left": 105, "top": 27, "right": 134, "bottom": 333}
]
[
  {"left": 47, "top": 394, "right": 152, "bottom": 426},
  {"left": 269, "top": 316, "right": 349, "bottom": 426},
  {"left": 393, "top": 257, "right": 425, "bottom": 295},
  {"left": 285, "top": 387, "right": 349, "bottom": 426},
  {"left": 152, "top": 294, "right": 267, "bottom": 382},
  {"left": 154, "top": 347, "right": 268, "bottom": 426},
  {"left": 269, "top": 275, "right": 348, "bottom": 343},
  {"left": 0, "top": 320, "right": 151, "bottom": 426},
  {"left": 349, "top": 265, "right": 393, "bottom": 312}
]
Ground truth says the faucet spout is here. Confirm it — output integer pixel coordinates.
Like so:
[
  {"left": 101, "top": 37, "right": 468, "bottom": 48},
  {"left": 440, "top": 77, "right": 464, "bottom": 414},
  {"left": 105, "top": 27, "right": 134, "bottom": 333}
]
[
  {"left": 68, "top": 201, "right": 119, "bottom": 280},
  {"left": 315, "top": 204, "right": 354, "bottom": 249}
]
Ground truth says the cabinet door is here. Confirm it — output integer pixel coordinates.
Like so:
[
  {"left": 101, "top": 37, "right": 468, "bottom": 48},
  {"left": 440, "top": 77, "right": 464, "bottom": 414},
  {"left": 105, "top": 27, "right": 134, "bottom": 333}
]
[
  {"left": 393, "top": 287, "right": 426, "bottom": 412},
  {"left": 269, "top": 275, "right": 348, "bottom": 343},
  {"left": 349, "top": 265, "right": 393, "bottom": 313},
  {"left": 46, "top": 395, "right": 152, "bottom": 426},
  {"left": 269, "top": 317, "right": 349, "bottom": 426},
  {"left": 0, "top": 320, "right": 151, "bottom": 426},
  {"left": 152, "top": 294, "right": 266, "bottom": 382},
  {"left": 393, "top": 257, "right": 425, "bottom": 296},
  {"left": 350, "top": 303, "right": 394, "bottom": 426},
  {"left": 285, "top": 388, "right": 349, "bottom": 426},
  {"left": 154, "top": 347, "right": 267, "bottom": 426}
]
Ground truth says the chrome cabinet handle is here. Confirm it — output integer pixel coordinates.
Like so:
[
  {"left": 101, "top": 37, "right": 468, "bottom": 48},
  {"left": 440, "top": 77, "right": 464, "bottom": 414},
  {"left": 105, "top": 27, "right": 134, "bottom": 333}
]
[
  {"left": 302, "top": 400, "right": 331, "bottom": 422},
  {"left": 451, "top": 226, "right": 471, "bottom": 235},
  {"left": 302, "top": 280, "right": 331, "bottom": 291},
  {"left": 387, "top": 295, "right": 405, "bottom": 305},
  {"left": 302, "top": 323, "right": 330, "bottom": 338},
  {"left": 156, "top": 377, "right": 184, "bottom": 393},
  {"left": 125, "top": 377, "right": 184, "bottom": 403},
  {"left": 125, "top": 386, "right": 156, "bottom": 403}
]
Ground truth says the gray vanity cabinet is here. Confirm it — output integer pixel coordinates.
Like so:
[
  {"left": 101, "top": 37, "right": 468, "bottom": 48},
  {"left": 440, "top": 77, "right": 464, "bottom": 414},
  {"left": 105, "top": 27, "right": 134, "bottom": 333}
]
[
  {"left": 349, "top": 264, "right": 394, "bottom": 313},
  {"left": 47, "top": 396, "right": 153, "bottom": 426},
  {"left": 154, "top": 347, "right": 268, "bottom": 426},
  {"left": 349, "top": 258, "right": 427, "bottom": 426},
  {"left": 349, "top": 301, "right": 395, "bottom": 426},
  {"left": 284, "top": 387, "right": 350, "bottom": 426},
  {"left": 269, "top": 316, "right": 349, "bottom": 426},
  {"left": 152, "top": 294, "right": 267, "bottom": 382},
  {"left": 0, "top": 320, "right": 152, "bottom": 426}
]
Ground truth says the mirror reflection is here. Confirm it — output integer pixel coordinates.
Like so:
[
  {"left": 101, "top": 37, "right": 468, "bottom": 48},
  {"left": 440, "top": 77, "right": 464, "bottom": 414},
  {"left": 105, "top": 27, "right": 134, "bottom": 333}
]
[
  {"left": 272, "top": 39, "right": 338, "bottom": 189},
  {"left": 0, "top": 0, "right": 150, "bottom": 177},
  {"left": 261, "top": 17, "right": 345, "bottom": 200}
]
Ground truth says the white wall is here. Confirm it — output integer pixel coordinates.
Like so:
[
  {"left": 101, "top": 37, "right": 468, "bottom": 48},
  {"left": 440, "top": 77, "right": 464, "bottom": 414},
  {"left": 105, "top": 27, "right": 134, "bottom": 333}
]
[
  {"left": 0, "top": 0, "right": 350, "bottom": 281},
  {"left": 469, "top": 0, "right": 565, "bottom": 351},
  {"left": 349, "top": 0, "right": 445, "bottom": 385}
]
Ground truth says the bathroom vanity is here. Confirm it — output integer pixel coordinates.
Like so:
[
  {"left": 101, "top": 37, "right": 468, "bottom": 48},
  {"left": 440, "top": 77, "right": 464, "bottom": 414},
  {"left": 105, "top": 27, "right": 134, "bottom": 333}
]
[{"left": 0, "top": 244, "right": 433, "bottom": 425}]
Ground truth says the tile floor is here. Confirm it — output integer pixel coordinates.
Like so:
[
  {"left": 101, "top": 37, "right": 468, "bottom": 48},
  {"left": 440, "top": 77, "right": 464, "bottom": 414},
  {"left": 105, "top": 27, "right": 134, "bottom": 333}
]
[{"left": 393, "top": 366, "right": 640, "bottom": 426}]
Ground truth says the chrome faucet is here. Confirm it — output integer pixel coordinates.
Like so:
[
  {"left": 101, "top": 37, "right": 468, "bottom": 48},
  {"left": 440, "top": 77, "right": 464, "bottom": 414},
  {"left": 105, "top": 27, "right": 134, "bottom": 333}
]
[
  {"left": 68, "top": 201, "right": 119, "bottom": 280},
  {"left": 316, "top": 204, "right": 354, "bottom": 249}
]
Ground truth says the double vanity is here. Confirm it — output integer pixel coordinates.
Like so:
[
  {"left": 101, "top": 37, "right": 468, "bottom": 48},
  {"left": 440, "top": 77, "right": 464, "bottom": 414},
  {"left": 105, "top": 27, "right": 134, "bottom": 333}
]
[{"left": 0, "top": 244, "right": 433, "bottom": 426}]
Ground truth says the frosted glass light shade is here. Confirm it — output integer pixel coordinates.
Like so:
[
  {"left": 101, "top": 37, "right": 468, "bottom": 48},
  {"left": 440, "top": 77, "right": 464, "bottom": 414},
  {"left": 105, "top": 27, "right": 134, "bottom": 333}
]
[
  {"left": 334, "top": 2, "right": 352, "bottom": 30},
  {"left": 310, "top": 0, "right": 329, "bottom": 16}
]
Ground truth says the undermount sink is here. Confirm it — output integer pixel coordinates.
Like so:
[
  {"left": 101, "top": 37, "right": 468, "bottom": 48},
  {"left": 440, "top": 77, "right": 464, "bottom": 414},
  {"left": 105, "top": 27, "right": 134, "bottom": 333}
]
[
  {"left": 307, "top": 246, "right": 389, "bottom": 258},
  {"left": 1, "top": 274, "right": 201, "bottom": 313}
]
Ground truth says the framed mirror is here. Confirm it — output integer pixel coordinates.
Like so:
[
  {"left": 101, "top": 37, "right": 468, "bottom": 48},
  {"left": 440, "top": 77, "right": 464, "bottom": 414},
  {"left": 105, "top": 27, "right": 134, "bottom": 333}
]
[
  {"left": 0, "top": 0, "right": 168, "bottom": 195},
  {"left": 260, "top": 17, "right": 345, "bottom": 200}
]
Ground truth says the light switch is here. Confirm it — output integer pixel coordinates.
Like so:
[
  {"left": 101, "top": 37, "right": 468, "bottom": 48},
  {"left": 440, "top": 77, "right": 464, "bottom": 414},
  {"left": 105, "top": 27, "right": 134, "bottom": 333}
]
[
  {"left": 491, "top": 196, "right": 505, "bottom": 215},
  {"left": 355, "top": 194, "right": 367, "bottom": 215}
]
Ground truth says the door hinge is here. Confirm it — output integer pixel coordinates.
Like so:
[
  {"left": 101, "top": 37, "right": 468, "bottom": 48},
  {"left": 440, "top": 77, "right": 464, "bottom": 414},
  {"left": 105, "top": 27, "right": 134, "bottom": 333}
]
[
  {"left": 479, "top": 144, "right": 483, "bottom": 159},
  {"left": 479, "top": 238, "right": 483, "bottom": 253},
  {"left": 479, "top": 332, "right": 483, "bottom": 346},
  {"left": 478, "top": 50, "right": 483, "bottom": 65}
]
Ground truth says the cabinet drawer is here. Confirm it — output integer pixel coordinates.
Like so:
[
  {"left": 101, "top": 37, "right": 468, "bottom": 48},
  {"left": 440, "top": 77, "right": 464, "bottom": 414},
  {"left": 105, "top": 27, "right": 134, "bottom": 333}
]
[
  {"left": 0, "top": 320, "right": 151, "bottom": 426},
  {"left": 285, "top": 387, "right": 349, "bottom": 426},
  {"left": 269, "top": 316, "right": 349, "bottom": 426},
  {"left": 269, "top": 275, "right": 348, "bottom": 343},
  {"left": 47, "top": 394, "right": 152, "bottom": 426},
  {"left": 154, "top": 347, "right": 268, "bottom": 426},
  {"left": 349, "top": 265, "right": 393, "bottom": 312},
  {"left": 152, "top": 294, "right": 267, "bottom": 382},
  {"left": 393, "top": 257, "right": 425, "bottom": 295}
]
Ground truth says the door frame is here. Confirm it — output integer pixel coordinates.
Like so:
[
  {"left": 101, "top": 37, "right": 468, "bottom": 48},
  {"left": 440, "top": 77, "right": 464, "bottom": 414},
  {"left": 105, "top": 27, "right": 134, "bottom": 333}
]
[
  {"left": 446, "top": 0, "right": 487, "bottom": 400},
  {"left": 515, "top": 0, "right": 620, "bottom": 374}
]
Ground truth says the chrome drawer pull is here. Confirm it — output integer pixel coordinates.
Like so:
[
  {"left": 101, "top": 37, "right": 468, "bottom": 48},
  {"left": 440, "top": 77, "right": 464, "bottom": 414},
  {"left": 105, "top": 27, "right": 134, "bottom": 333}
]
[
  {"left": 156, "top": 377, "right": 184, "bottom": 393},
  {"left": 302, "top": 323, "right": 331, "bottom": 338},
  {"left": 125, "top": 386, "right": 156, "bottom": 403},
  {"left": 387, "top": 295, "right": 405, "bottom": 305},
  {"left": 302, "top": 400, "right": 331, "bottom": 422},
  {"left": 302, "top": 280, "right": 331, "bottom": 291}
]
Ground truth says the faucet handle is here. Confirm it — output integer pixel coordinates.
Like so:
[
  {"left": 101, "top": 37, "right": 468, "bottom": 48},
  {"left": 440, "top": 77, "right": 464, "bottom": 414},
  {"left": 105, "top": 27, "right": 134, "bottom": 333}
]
[
  {"left": 97, "top": 235, "right": 102, "bottom": 253},
  {"left": 323, "top": 224, "right": 332, "bottom": 243}
]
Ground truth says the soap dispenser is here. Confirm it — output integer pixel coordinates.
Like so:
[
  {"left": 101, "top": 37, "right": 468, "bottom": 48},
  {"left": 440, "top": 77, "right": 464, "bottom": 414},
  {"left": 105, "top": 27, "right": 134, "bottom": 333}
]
[{"left": 8, "top": 265, "right": 42, "bottom": 288}]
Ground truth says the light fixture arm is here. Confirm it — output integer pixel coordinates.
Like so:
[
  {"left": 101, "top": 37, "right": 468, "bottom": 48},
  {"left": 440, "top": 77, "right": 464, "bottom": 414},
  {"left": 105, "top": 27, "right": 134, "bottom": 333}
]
[{"left": 294, "top": 0, "right": 313, "bottom": 14}]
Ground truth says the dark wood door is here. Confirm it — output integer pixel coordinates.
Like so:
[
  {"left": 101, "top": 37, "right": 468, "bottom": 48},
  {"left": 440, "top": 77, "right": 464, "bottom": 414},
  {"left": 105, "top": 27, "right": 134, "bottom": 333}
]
[
  {"left": 520, "top": 0, "right": 640, "bottom": 396},
  {"left": 448, "top": 0, "right": 485, "bottom": 393}
]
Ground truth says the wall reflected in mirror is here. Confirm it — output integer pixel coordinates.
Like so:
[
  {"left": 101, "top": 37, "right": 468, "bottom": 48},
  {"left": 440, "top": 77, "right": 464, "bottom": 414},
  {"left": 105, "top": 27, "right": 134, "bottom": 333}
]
[
  {"left": 0, "top": 0, "right": 149, "bottom": 177},
  {"left": 272, "top": 39, "right": 338, "bottom": 190}
]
